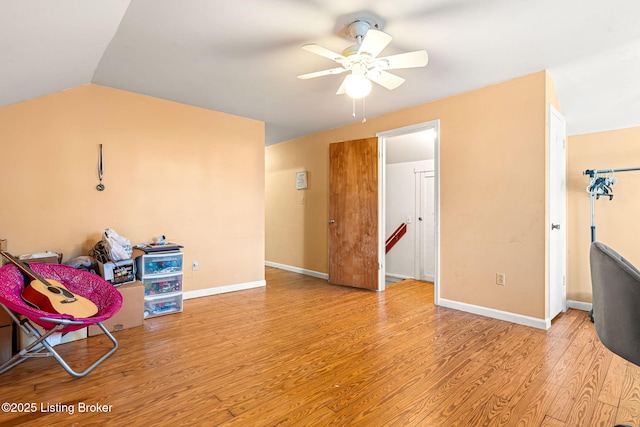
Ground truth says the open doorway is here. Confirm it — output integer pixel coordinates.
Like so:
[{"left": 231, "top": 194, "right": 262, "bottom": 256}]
[{"left": 378, "top": 121, "right": 439, "bottom": 301}]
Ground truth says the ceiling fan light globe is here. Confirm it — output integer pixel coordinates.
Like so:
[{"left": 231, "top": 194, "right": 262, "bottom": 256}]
[{"left": 345, "top": 74, "right": 372, "bottom": 99}]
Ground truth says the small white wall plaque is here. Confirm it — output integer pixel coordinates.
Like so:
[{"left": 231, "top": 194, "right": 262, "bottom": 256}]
[{"left": 296, "top": 171, "right": 308, "bottom": 190}]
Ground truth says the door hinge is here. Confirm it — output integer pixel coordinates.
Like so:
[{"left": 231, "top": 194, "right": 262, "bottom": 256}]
[{"left": 563, "top": 276, "right": 566, "bottom": 287}]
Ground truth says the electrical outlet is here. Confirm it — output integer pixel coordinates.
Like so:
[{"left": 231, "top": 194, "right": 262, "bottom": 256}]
[
  {"left": 496, "top": 272, "right": 505, "bottom": 286},
  {"left": 192, "top": 261, "right": 199, "bottom": 271}
]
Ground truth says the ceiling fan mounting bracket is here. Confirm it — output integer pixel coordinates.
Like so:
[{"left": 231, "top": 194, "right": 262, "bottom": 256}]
[
  {"left": 348, "top": 21, "right": 371, "bottom": 40},
  {"left": 335, "top": 11, "right": 385, "bottom": 40}
]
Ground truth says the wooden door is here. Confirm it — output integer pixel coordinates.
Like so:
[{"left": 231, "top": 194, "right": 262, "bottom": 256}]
[{"left": 328, "top": 137, "right": 379, "bottom": 290}]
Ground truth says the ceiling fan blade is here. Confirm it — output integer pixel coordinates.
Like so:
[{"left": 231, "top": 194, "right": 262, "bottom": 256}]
[
  {"left": 357, "top": 29, "right": 392, "bottom": 58},
  {"left": 377, "top": 50, "right": 429, "bottom": 70},
  {"left": 366, "top": 70, "right": 405, "bottom": 90},
  {"left": 297, "top": 67, "right": 348, "bottom": 80},
  {"left": 302, "top": 44, "right": 347, "bottom": 63}
]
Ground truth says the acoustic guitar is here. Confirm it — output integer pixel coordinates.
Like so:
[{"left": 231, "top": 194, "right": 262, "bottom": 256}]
[{"left": 1, "top": 251, "right": 98, "bottom": 318}]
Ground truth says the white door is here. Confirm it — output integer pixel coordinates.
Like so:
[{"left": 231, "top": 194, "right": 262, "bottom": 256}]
[
  {"left": 416, "top": 171, "right": 435, "bottom": 282},
  {"left": 549, "top": 105, "right": 567, "bottom": 320}
]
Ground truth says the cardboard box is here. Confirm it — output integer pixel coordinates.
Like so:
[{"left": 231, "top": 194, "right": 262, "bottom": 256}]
[
  {"left": 0, "top": 325, "right": 11, "bottom": 364},
  {"left": 0, "top": 308, "right": 11, "bottom": 328},
  {"left": 19, "top": 252, "right": 60, "bottom": 264},
  {"left": 2, "top": 251, "right": 61, "bottom": 266},
  {"left": 98, "top": 259, "right": 136, "bottom": 285},
  {"left": 18, "top": 321, "right": 87, "bottom": 350},
  {"left": 88, "top": 281, "right": 144, "bottom": 336}
]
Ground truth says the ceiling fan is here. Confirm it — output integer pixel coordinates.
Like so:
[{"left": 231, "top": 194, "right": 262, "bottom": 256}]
[{"left": 297, "top": 19, "right": 429, "bottom": 99}]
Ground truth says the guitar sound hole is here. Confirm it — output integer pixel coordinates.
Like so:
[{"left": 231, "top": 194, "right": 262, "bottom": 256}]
[
  {"left": 47, "top": 286, "right": 75, "bottom": 299},
  {"left": 60, "top": 289, "right": 75, "bottom": 299}
]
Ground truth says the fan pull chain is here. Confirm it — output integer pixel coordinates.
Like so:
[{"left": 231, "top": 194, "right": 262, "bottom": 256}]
[
  {"left": 362, "top": 97, "right": 367, "bottom": 123},
  {"left": 351, "top": 97, "right": 368, "bottom": 122}
]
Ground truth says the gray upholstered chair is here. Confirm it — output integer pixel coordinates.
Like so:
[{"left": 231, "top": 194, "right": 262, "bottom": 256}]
[
  {"left": 590, "top": 241, "right": 640, "bottom": 367},
  {"left": 590, "top": 242, "right": 640, "bottom": 427}
]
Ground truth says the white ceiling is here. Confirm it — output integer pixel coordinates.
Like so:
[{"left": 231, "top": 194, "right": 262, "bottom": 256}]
[
  {"left": 2, "top": 0, "right": 640, "bottom": 145},
  {"left": 386, "top": 129, "right": 435, "bottom": 165}
]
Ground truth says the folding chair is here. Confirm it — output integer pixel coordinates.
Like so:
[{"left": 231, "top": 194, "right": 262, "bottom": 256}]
[{"left": 0, "top": 262, "right": 123, "bottom": 378}]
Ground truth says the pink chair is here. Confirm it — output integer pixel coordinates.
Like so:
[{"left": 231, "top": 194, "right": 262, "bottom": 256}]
[{"left": 0, "top": 262, "right": 123, "bottom": 377}]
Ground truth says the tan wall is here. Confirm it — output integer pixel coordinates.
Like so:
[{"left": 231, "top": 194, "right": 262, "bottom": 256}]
[
  {"left": 266, "top": 71, "right": 550, "bottom": 319},
  {"left": 567, "top": 126, "right": 640, "bottom": 302},
  {"left": 0, "top": 84, "right": 265, "bottom": 292},
  {"left": 265, "top": 133, "right": 329, "bottom": 273}
]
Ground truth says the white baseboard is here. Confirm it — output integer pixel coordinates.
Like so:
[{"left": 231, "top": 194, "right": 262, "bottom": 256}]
[
  {"left": 385, "top": 273, "right": 436, "bottom": 284},
  {"left": 265, "top": 261, "right": 329, "bottom": 280},
  {"left": 183, "top": 280, "right": 266, "bottom": 300},
  {"left": 438, "top": 298, "right": 549, "bottom": 330},
  {"left": 385, "top": 272, "right": 413, "bottom": 281},
  {"left": 567, "top": 300, "right": 592, "bottom": 312}
]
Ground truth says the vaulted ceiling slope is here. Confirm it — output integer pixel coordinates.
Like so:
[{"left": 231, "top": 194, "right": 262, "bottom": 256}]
[{"left": 2, "top": 0, "right": 640, "bottom": 145}]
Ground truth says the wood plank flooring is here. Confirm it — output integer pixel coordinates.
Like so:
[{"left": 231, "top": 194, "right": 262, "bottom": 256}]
[{"left": 1, "top": 266, "right": 639, "bottom": 426}]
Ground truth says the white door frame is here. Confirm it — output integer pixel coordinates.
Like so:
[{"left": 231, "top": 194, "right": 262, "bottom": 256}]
[{"left": 377, "top": 120, "right": 440, "bottom": 304}]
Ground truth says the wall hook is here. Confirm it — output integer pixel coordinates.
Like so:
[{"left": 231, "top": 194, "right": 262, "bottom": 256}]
[{"left": 96, "top": 144, "right": 105, "bottom": 191}]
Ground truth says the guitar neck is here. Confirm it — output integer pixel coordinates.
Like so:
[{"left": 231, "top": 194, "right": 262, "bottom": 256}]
[{"left": 1, "top": 251, "right": 52, "bottom": 287}]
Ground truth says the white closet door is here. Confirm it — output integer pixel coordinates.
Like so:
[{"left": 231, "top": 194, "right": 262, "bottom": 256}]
[
  {"left": 418, "top": 172, "right": 435, "bottom": 282},
  {"left": 549, "top": 105, "right": 567, "bottom": 320}
]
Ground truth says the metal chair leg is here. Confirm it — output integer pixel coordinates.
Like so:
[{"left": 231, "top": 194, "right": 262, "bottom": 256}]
[
  {"left": 41, "top": 322, "right": 118, "bottom": 378},
  {"left": 0, "top": 314, "right": 118, "bottom": 378}
]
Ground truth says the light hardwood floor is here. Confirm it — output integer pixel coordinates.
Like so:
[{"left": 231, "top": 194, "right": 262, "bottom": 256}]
[{"left": 1, "top": 267, "right": 639, "bottom": 426}]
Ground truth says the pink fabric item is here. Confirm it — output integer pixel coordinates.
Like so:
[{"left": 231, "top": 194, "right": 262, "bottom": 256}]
[{"left": 0, "top": 262, "right": 123, "bottom": 332}]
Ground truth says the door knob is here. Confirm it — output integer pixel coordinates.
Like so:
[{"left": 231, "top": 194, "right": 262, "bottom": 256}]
[
  {"left": 329, "top": 219, "right": 336, "bottom": 224},
  {"left": 418, "top": 217, "right": 423, "bottom": 221},
  {"left": 551, "top": 224, "right": 561, "bottom": 230}
]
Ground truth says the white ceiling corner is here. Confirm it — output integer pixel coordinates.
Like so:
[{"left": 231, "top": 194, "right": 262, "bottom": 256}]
[{"left": 0, "top": 0, "right": 130, "bottom": 107}]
